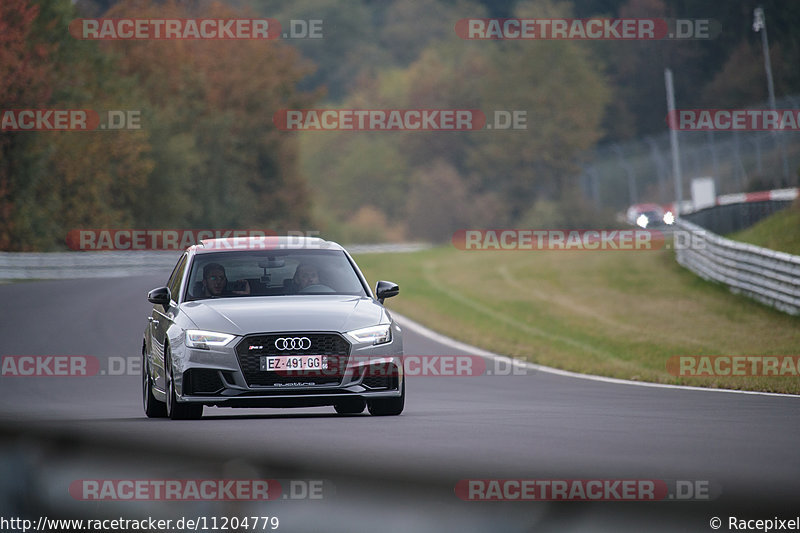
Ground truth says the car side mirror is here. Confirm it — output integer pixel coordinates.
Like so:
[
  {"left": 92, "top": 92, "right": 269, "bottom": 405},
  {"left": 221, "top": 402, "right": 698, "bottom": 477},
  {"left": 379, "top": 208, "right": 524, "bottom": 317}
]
[
  {"left": 375, "top": 280, "right": 399, "bottom": 304},
  {"left": 147, "top": 286, "right": 171, "bottom": 306}
]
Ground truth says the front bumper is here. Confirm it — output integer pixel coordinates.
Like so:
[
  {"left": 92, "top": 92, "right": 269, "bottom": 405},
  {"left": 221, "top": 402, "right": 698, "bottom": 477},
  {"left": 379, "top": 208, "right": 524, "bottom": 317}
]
[{"left": 171, "top": 329, "right": 403, "bottom": 407}]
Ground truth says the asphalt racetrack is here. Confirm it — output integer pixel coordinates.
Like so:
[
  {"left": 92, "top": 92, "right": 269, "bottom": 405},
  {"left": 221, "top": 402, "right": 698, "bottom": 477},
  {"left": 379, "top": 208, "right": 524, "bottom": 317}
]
[{"left": 1, "top": 275, "right": 799, "bottom": 532}]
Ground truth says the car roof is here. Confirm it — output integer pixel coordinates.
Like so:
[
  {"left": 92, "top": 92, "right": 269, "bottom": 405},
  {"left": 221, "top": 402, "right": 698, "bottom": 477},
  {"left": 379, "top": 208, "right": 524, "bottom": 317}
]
[{"left": 188, "top": 236, "right": 344, "bottom": 254}]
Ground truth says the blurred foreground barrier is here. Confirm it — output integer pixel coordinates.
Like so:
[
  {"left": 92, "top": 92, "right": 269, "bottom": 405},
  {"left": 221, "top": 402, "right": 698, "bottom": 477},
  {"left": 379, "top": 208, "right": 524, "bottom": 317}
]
[
  {"left": 0, "top": 420, "right": 780, "bottom": 532},
  {"left": 675, "top": 218, "right": 800, "bottom": 315}
]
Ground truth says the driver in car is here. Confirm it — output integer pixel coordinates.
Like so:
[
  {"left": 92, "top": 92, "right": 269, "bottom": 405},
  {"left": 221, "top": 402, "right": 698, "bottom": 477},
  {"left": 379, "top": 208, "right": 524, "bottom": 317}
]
[
  {"left": 202, "top": 263, "right": 250, "bottom": 297},
  {"left": 292, "top": 263, "right": 321, "bottom": 291}
]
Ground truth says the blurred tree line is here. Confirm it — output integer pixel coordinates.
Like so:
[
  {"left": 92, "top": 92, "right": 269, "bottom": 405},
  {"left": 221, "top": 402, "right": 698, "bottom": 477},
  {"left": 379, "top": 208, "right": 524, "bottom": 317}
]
[
  {"left": 2, "top": 0, "right": 798, "bottom": 248},
  {"left": 251, "top": 0, "right": 800, "bottom": 241},
  {"left": 1, "top": 0, "right": 314, "bottom": 250}
]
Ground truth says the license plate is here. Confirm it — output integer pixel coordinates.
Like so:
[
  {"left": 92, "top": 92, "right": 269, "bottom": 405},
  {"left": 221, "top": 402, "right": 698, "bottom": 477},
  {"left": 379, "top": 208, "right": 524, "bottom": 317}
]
[{"left": 260, "top": 355, "right": 325, "bottom": 371}]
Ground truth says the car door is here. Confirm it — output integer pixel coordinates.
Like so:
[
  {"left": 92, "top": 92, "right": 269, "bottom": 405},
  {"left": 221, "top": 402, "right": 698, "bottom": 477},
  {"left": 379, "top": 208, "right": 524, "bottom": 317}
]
[{"left": 149, "top": 253, "right": 188, "bottom": 392}]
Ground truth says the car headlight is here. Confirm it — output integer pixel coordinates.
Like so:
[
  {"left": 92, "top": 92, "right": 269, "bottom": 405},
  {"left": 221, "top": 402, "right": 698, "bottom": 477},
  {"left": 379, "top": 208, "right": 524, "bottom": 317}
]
[
  {"left": 663, "top": 211, "right": 675, "bottom": 225},
  {"left": 347, "top": 324, "right": 392, "bottom": 345},
  {"left": 186, "top": 329, "right": 236, "bottom": 350},
  {"left": 636, "top": 213, "right": 649, "bottom": 228}
]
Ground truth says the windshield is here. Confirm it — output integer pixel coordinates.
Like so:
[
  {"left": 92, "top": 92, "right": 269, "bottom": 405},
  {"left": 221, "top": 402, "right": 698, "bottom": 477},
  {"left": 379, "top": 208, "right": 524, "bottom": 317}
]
[{"left": 185, "top": 249, "right": 368, "bottom": 301}]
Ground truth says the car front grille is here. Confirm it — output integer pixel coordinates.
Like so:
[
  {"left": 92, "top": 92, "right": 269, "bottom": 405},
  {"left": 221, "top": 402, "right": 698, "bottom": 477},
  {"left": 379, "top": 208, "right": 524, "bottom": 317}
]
[{"left": 235, "top": 333, "right": 351, "bottom": 387}]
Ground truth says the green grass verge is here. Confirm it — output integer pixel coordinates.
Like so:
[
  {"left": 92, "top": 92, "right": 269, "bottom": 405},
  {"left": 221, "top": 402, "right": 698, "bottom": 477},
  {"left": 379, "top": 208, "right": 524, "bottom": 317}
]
[
  {"left": 355, "top": 246, "right": 800, "bottom": 394},
  {"left": 728, "top": 205, "right": 800, "bottom": 255}
]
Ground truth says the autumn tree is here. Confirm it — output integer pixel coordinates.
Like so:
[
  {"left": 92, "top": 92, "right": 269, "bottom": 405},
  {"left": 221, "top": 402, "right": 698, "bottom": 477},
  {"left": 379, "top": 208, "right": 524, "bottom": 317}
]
[
  {"left": 104, "top": 0, "right": 317, "bottom": 231},
  {"left": 0, "top": 0, "right": 53, "bottom": 248},
  {"left": 301, "top": 0, "right": 609, "bottom": 239}
]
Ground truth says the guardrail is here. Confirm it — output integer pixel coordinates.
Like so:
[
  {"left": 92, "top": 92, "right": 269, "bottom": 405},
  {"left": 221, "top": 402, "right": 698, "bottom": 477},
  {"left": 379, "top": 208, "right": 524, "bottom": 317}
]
[
  {"left": 675, "top": 218, "right": 800, "bottom": 315},
  {"left": 0, "top": 251, "right": 181, "bottom": 280},
  {"left": 681, "top": 200, "right": 794, "bottom": 235},
  {"left": 0, "top": 243, "right": 431, "bottom": 280},
  {"left": 679, "top": 187, "right": 798, "bottom": 234}
]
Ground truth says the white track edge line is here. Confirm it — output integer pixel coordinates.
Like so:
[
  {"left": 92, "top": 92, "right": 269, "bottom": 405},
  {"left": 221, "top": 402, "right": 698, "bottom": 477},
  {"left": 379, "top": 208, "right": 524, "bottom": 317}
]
[{"left": 394, "top": 312, "right": 799, "bottom": 399}]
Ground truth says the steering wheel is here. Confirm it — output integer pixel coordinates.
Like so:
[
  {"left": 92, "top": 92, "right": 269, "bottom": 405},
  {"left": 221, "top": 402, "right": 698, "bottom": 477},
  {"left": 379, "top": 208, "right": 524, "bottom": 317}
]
[{"left": 298, "top": 284, "right": 334, "bottom": 293}]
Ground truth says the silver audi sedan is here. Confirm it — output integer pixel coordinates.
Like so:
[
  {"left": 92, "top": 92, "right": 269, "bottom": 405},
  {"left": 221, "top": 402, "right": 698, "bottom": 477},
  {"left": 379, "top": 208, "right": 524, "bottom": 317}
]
[{"left": 142, "top": 236, "right": 403, "bottom": 419}]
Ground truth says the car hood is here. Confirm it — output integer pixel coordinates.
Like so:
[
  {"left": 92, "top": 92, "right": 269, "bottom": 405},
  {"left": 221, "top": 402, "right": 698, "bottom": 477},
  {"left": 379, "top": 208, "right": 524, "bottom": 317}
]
[{"left": 180, "top": 295, "right": 387, "bottom": 335}]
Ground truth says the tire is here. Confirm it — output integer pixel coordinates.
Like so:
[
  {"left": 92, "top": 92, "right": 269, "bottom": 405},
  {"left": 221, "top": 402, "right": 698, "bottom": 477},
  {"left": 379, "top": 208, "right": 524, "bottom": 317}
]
[
  {"left": 142, "top": 348, "right": 167, "bottom": 418},
  {"left": 333, "top": 397, "right": 366, "bottom": 415},
  {"left": 367, "top": 380, "right": 405, "bottom": 416},
  {"left": 165, "top": 345, "right": 203, "bottom": 420}
]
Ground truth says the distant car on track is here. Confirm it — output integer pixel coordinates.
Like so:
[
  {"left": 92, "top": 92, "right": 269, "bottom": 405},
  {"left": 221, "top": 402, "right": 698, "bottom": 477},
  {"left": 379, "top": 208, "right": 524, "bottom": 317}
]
[
  {"left": 142, "top": 236, "right": 403, "bottom": 419},
  {"left": 626, "top": 203, "right": 674, "bottom": 228}
]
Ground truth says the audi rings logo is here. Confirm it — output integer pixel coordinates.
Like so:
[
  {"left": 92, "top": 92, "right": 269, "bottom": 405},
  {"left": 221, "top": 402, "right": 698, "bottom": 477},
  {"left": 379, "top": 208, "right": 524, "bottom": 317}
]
[{"left": 275, "top": 337, "right": 311, "bottom": 351}]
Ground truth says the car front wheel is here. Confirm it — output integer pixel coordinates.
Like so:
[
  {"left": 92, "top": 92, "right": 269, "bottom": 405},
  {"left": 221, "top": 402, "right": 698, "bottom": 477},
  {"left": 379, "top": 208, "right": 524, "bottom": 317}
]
[
  {"left": 334, "top": 397, "right": 366, "bottom": 415},
  {"left": 366, "top": 380, "right": 405, "bottom": 416},
  {"left": 142, "top": 347, "right": 167, "bottom": 418},
  {"left": 165, "top": 344, "right": 203, "bottom": 420}
]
